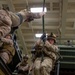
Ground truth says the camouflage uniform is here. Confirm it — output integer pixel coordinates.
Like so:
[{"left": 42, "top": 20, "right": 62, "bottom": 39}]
[
  {"left": 0, "top": 34, "right": 15, "bottom": 64},
  {"left": 16, "top": 55, "right": 30, "bottom": 75},
  {"left": 32, "top": 33, "right": 60, "bottom": 75},
  {"left": 0, "top": 9, "right": 44, "bottom": 38}
]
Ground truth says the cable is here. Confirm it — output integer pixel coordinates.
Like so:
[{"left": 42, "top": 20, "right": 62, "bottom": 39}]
[{"left": 41, "top": 0, "right": 46, "bottom": 62}]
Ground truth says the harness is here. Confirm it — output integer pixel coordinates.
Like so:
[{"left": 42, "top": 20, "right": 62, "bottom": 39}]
[{"left": 16, "top": 13, "right": 23, "bottom": 25}]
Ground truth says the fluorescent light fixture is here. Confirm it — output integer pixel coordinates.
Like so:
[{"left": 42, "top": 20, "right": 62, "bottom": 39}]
[
  {"left": 30, "top": 7, "right": 47, "bottom": 13},
  {"left": 35, "top": 33, "right": 48, "bottom": 38},
  {"left": 35, "top": 33, "right": 42, "bottom": 38}
]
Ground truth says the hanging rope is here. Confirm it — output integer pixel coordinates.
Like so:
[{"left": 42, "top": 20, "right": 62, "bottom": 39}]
[
  {"left": 41, "top": 0, "right": 46, "bottom": 62},
  {"left": 42, "top": 0, "right": 45, "bottom": 34},
  {"left": 58, "top": 0, "right": 62, "bottom": 40}
]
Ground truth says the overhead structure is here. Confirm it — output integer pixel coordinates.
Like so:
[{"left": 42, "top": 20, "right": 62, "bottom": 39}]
[
  {"left": 0, "top": 0, "right": 75, "bottom": 53},
  {"left": 60, "top": 0, "right": 68, "bottom": 38}
]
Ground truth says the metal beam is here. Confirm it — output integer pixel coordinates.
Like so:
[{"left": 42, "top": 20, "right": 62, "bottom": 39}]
[
  {"left": 6, "top": 0, "right": 15, "bottom": 12},
  {"left": 0, "top": 1, "right": 7, "bottom": 4},
  {"left": 0, "top": 3, "right": 2, "bottom": 9},
  {"left": 25, "top": 0, "right": 29, "bottom": 10},
  {"left": 17, "top": 28, "right": 28, "bottom": 54},
  {"left": 61, "top": 0, "right": 68, "bottom": 38},
  {"left": 68, "top": 0, "right": 75, "bottom": 2},
  {"left": 73, "top": 22, "right": 75, "bottom": 29},
  {"left": 6, "top": 0, "right": 28, "bottom": 54},
  {"left": 50, "top": 1, "right": 52, "bottom": 11},
  {"left": 21, "top": 26, "right": 58, "bottom": 29}
]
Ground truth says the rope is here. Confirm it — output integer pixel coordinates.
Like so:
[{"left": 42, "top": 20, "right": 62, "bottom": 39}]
[
  {"left": 42, "top": 0, "right": 45, "bottom": 34},
  {"left": 41, "top": 0, "right": 45, "bottom": 62}
]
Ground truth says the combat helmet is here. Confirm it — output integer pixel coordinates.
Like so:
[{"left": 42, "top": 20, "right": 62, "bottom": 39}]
[{"left": 47, "top": 32, "right": 56, "bottom": 43}]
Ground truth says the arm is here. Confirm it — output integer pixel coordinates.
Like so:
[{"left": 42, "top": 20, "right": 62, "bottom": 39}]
[
  {"left": 10, "top": 9, "right": 45, "bottom": 27},
  {"left": 45, "top": 41, "right": 60, "bottom": 59},
  {"left": 1, "top": 38, "right": 13, "bottom": 45},
  {"left": 0, "top": 10, "right": 12, "bottom": 25},
  {"left": 18, "top": 9, "right": 45, "bottom": 22},
  {"left": 45, "top": 41, "right": 58, "bottom": 52}
]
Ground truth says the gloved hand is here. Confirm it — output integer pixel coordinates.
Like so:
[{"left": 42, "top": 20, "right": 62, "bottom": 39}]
[
  {"left": 25, "top": 12, "right": 34, "bottom": 22},
  {"left": 25, "top": 12, "right": 45, "bottom": 22},
  {"left": 40, "top": 33, "right": 46, "bottom": 41}
]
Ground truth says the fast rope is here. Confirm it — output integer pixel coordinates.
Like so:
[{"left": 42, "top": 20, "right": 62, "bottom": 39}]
[
  {"left": 42, "top": 0, "right": 45, "bottom": 34},
  {"left": 41, "top": 0, "right": 46, "bottom": 62}
]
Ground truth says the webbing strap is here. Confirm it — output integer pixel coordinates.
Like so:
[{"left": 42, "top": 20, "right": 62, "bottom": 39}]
[{"left": 16, "top": 13, "right": 23, "bottom": 25}]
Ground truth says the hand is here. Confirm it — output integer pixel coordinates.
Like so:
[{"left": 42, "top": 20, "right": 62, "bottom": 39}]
[
  {"left": 39, "top": 12, "right": 45, "bottom": 17},
  {"left": 40, "top": 33, "right": 46, "bottom": 41},
  {"left": 25, "top": 12, "right": 45, "bottom": 22},
  {"left": 25, "top": 12, "right": 34, "bottom": 22},
  {"left": 33, "top": 12, "right": 45, "bottom": 19}
]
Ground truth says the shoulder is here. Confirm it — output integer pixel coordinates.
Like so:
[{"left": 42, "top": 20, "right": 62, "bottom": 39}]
[{"left": 54, "top": 45, "right": 59, "bottom": 51}]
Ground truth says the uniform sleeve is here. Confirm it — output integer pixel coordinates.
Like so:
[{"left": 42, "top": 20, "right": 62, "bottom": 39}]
[
  {"left": 45, "top": 41, "right": 55, "bottom": 50},
  {"left": 9, "top": 12, "right": 21, "bottom": 27},
  {"left": 0, "top": 10, "right": 12, "bottom": 26},
  {"left": 10, "top": 9, "right": 44, "bottom": 27},
  {"left": 45, "top": 40, "right": 60, "bottom": 59},
  {"left": 18, "top": 9, "right": 45, "bottom": 22},
  {"left": 45, "top": 41, "right": 57, "bottom": 51},
  {"left": 1, "top": 37, "right": 13, "bottom": 45}
]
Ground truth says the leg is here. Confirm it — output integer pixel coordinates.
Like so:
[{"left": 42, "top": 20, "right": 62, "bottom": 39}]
[
  {"left": 40, "top": 57, "right": 53, "bottom": 75},
  {"left": 33, "top": 58, "right": 41, "bottom": 75},
  {"left": 0, "top": 52, "right": 9, "bottom": 64}
]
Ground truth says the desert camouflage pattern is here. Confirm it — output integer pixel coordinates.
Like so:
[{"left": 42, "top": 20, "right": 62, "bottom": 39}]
[
  {"left": 0, "top": 10, "right": 11, "bottom": 38},
  {"left": 0, "top": 9, "right": 43, "bottom": 38},
  {"left": 0, "top": 36, "right": 15, "bottom": 64},
  {"left": 33, "top": 40, "right": 59, "bottom": 75}
]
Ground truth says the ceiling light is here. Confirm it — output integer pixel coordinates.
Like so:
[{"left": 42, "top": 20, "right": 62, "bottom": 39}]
[
  {"left": 35, "top": 33, "right": 42, "bottom": 38},
  {"left": 35, "top": 33, "right": 48, "bottom": 38},
  {"left": 30, "top": 7, "right": 47, "bottom": 13}
]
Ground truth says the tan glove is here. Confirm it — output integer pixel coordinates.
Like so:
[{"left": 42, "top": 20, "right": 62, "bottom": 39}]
[
  {"left": 19, "top": 9, "right": 45, "bottom": 22},
  {"left": 25, "top": 12, "right": 45, "bottom": 22}
]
